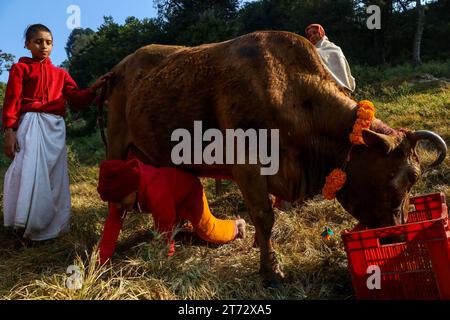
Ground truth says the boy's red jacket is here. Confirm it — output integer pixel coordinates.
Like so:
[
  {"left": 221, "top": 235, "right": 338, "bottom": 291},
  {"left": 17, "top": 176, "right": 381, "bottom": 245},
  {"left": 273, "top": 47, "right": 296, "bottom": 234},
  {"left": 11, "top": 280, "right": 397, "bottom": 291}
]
[{"left": 2, "top": 57, "right": 95, "bottom": 129}]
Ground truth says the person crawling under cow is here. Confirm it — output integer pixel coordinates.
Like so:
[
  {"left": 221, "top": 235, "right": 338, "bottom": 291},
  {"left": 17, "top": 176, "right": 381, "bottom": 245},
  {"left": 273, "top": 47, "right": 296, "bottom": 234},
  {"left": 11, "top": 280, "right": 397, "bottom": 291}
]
[{"left": 96, "top": 158, "right": 246, "bottom": 264}]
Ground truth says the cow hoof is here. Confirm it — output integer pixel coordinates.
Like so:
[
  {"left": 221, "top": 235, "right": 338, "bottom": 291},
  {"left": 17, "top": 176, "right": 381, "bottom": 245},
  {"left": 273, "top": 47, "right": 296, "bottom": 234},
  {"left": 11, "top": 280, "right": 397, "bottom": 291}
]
[
  {"left": 269, "top": 252, "right": 285, "bottom": 278},
  {"left": 260, "top": 265, "right": 285, "bottom": 289}
]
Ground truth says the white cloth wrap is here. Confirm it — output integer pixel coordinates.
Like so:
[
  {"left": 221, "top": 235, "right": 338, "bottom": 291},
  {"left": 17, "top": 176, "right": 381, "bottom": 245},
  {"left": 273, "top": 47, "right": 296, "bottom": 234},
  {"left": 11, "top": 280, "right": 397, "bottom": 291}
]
[
  {"left": 316, "top": 36, "right": 356, "bottom": 92},
  {"left": 3, "top": 112, "right": 71, "bottom": 240}
]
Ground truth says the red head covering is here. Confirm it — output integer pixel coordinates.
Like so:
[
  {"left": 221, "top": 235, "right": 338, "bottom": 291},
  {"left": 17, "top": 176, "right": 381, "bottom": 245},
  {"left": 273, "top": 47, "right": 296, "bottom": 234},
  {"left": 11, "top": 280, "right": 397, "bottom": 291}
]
[
  {"left": 97, "top": 159, "right": 140, "bottom": 202},
  {"left": 305, "top": 24, "right": 326, "bottom": 44}
]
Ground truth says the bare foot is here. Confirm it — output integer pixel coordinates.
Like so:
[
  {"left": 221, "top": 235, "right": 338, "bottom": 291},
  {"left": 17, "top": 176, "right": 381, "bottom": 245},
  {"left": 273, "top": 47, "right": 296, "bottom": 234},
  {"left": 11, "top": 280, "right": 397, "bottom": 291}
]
[{"left": 235, "top": 219, "right": 246, "bottom": 239}]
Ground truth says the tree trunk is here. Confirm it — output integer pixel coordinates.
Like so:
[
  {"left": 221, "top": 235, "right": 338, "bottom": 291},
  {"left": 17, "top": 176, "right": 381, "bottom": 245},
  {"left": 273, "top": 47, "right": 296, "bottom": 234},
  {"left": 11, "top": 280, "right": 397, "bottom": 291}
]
[
  {"left": 412, "top": 0, "right": 425, "bottom": 67},
  {"left": 375, "top": 30, "right": 386, "bottom": 64},
  {"left": 373, "top": 0, "right": 393, "bottom": 65},
  {"left": 215, "top": 179, "right": 223, "bottom": 196}
]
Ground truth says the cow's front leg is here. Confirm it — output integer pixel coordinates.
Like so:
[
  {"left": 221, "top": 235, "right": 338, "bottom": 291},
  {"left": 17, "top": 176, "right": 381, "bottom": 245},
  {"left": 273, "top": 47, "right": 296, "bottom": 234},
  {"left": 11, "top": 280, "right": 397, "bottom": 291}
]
[
  {"left": 232, "top": 166, "right": 285, "bottom": 288},
  {"left": 252, "top": 207, "right": 285, "bottom": 288}
]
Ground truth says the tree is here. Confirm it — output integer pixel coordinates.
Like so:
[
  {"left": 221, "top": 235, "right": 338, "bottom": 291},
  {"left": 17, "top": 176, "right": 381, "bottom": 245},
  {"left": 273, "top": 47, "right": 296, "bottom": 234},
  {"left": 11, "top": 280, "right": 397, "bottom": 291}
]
[
  {"left": 237, "top": 0, "right": 360, "bottom": 63},
  {"left": 0, "top": 49, "right": 14, "bottom": 76},
  {"left": 65, "top": 16, "right": 164, "bottom": 136},
  {"left": 0, "top": 50, "right": 14, "bottom": 108},
  {"left": 421, "top": 0, "right": 450, "bottom": 61},
  {"left": 412, "top": 0, "right": 425, "bottom": 66},
  {"left": 155, "top": 0, "right": 241, "bottom": 45},
  {"left": 156, "top": 0, "right": 241, "bottom": 22},
  {"left": 65, "top": 28, "right": 95, "bottom": 59},
  {"left": 236, "top": 0, "right": 291, "bottom": 33}
]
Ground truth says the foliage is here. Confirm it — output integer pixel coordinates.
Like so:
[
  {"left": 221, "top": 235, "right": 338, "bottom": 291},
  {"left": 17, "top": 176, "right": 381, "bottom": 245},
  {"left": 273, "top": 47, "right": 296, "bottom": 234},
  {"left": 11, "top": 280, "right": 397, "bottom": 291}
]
[
  {"left": 0, "top": 48, "right": 11, "bottom": 108},
  {"left": 0, "top": 82, "right": 6, "bottom": 108},
  {"left": 353, "top": 59, "right": 450, "bottom": 88},
  {"left": 65, "top": 28, "right": 95, "bottom": 59},
  {"left": 155, "top": 0, "right": 242, "bottom": 45},
  {"left": 64, "top": 16, "right": 164, "bottom": 136},
  {"left": 67, "top": 16, "right": 164, "bottom": 88},
  {"left": 0, "top": 49, "right": 14, "bottom": 76}
]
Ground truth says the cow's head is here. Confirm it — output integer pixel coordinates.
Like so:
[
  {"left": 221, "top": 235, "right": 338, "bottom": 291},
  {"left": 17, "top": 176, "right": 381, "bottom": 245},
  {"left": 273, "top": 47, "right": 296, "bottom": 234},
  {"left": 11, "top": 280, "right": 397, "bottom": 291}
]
[{"left": 337, "top": 129, "right": 447, "bottom": 229}]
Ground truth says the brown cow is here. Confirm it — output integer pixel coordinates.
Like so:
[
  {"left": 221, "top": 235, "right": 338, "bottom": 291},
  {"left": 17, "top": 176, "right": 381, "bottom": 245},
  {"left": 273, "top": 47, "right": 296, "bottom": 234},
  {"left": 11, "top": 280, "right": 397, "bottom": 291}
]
[{"left": 103, "top": 31, "right": 447, "bottom": 287}]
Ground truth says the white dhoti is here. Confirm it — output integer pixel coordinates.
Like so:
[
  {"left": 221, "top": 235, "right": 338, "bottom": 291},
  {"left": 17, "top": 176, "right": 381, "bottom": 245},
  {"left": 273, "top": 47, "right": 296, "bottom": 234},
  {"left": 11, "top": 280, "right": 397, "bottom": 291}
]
[{"left": 3, "top": 112, "right": 71, "bottom": 241}]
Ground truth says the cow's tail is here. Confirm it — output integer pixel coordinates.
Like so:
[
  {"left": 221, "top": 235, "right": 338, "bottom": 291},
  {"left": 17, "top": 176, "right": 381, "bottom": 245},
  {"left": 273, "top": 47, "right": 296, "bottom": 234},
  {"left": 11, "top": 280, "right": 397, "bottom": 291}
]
[{"left": 97, "top": 79, "right": 109, "bottom": 151}]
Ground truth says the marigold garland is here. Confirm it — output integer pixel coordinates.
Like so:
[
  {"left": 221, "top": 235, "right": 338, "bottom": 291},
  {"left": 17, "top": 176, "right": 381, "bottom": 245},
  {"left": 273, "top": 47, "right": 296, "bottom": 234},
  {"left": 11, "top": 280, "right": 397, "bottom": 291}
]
[
  {"left": 349, "top": 100, "right": 375, "bottom": 145},
  {"left": 322, "top": 168, "right": 347, "bottom": 200},
  {"left": 322, "top": 100, "right": 375, "bottom": 199}
]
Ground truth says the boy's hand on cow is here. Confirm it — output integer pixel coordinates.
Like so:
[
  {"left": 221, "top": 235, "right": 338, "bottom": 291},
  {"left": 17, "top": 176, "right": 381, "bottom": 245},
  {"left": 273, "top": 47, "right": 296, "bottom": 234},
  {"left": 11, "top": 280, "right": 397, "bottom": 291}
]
[
  {"left": 3, "top": 128, "right": 20, "bottom": 159},
  {"left": 90, "top": 72, "right": 114, "bottom": 92}
]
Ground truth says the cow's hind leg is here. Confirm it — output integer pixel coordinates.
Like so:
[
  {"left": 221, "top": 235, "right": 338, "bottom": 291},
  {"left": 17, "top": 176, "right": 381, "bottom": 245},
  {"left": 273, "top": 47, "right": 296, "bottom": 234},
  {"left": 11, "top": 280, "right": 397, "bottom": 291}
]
[
  {"left": 232, "top": 166, "right": 285, "bottom": 288},
  {"left": 106, "top": 134, "right": 130, "bottom": 160},
  {"left": 106, "top": 91, "right": 131, "bottom": 160}
]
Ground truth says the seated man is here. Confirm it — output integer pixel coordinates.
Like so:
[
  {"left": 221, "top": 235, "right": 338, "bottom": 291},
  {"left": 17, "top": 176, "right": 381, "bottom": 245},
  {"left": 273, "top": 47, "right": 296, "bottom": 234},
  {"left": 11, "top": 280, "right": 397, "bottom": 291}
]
[
  {"left": 97, "top": 158, "right": 246, "bottom": 264},
  {"left": 305, "top": 23, "right": 356, "bottom": 92}
]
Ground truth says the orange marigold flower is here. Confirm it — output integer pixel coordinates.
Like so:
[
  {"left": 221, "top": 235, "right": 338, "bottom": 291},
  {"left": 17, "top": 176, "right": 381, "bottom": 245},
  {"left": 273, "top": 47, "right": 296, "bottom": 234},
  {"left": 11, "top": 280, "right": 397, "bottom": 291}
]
[
  {"left": 358, "top": 119, "right": 372, "bottom": 128},
  {"left": 357, "top": 108, "right": 374, "bottom": 120},
  {"left": 322, "top": 169, "right": 347, "bottom": 200},
  {"left": 358, "top": 100, "right": 375, "bottom": 111},
  {"left": 349, "top": 134, "right": 364, "bottom": 145},
  {"left": 350, "top": 100, "right": 376, "bottom": 145},
  {"left": 353, "top": 122, "right": 364, "bottom": 130}
]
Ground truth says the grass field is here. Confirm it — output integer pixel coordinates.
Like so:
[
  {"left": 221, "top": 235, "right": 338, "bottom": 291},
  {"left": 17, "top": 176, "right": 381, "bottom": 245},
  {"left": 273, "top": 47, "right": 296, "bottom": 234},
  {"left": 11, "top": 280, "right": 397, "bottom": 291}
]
[{"left": 0, "top": 61, "right": 448, "bottom": 299}]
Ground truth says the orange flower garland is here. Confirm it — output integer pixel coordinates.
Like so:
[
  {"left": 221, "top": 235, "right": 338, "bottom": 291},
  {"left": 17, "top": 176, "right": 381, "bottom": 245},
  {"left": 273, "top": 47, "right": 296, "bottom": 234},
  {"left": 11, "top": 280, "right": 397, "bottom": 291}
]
[
  {"left": 322, "top": 168, "right": 347, "bottom": 200},
  {"left": 349, "top": 100, "right": 376, "bottom": 145},
  {"left": 321, "top": 100, "right": 376, "bottom": 199}
]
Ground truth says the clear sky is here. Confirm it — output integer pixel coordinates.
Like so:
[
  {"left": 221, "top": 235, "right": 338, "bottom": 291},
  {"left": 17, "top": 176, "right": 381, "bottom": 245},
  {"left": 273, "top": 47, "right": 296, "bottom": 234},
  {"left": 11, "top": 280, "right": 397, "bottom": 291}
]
[{"left": 0, "top": 0, "right": 159, "bottom": 82}]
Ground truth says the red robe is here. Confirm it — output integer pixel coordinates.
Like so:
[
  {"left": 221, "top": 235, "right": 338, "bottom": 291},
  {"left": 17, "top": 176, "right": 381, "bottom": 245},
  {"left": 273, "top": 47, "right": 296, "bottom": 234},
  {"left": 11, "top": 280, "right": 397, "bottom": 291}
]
[
  {"left": 2, "top": 57, "right": 95, "bottom": 129},
  {"left": 98, "top": 161, "right": 237, "bottom": 264}
]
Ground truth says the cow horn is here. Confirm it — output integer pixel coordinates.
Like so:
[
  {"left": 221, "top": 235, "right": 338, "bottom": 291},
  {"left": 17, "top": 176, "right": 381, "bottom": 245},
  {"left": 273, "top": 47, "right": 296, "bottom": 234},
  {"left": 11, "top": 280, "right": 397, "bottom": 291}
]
[{"left": 412, "top": 130, "right": 447, "bottom": 167}]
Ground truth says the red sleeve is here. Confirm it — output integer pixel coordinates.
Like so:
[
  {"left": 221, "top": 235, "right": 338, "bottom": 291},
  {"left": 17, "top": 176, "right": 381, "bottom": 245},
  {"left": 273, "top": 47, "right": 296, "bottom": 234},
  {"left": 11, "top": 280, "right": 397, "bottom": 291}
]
[
  {"left": 98, "top": 203, "right": 126, "bottom": 264},
  {"left": 145, "top": 181, "right": 177, "bottom": 256},
  {"left": 2, "top": 64, "right": 24, "bottom": 130},
  {"left": 62, "top": 71, "right": 96, "bottom": 112}
]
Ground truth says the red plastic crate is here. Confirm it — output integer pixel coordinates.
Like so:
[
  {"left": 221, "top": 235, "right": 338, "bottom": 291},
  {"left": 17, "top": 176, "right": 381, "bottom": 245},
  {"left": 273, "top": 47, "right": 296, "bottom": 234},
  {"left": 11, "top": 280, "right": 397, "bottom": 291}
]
[{"left": 342, "top": 193, "right": 450, "bottom": 300}]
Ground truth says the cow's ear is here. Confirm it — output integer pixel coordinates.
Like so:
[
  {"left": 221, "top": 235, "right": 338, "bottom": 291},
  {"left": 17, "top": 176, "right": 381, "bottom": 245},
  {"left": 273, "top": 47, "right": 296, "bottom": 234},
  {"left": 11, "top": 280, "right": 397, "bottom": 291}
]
[{"left": 362, "top": 129, "right": 398, "bottom": 154}]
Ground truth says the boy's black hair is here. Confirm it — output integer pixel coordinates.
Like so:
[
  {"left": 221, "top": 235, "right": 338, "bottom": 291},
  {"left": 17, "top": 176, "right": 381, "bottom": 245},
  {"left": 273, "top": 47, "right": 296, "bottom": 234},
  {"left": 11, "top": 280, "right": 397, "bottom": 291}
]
[{"left": 24, "top": 24, "right": 52, "bottom": 42}]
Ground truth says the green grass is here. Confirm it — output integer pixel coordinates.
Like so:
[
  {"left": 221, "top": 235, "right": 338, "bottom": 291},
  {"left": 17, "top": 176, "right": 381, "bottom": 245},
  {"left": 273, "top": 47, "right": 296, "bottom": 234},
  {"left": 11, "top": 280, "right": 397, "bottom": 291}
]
[
  {"left": 0, "top": 62, "right": 449, "bottom": 299},
  {"left": 352, "top": 60, "right": 450, "bottom": 89}
]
